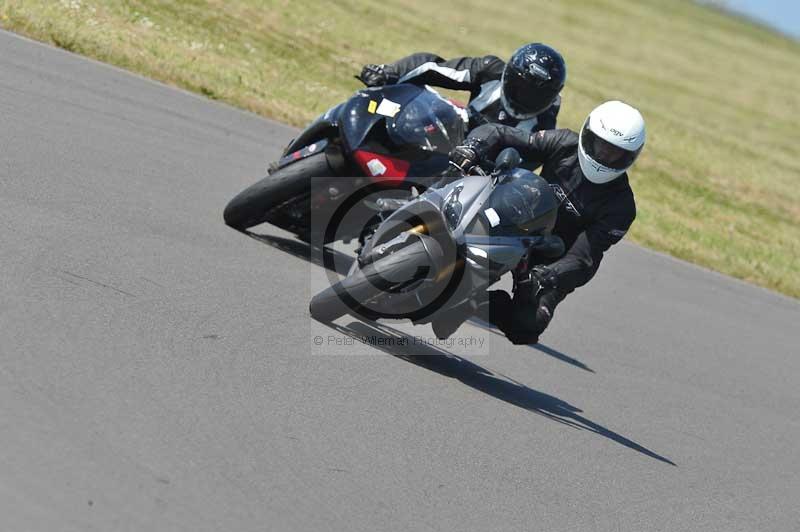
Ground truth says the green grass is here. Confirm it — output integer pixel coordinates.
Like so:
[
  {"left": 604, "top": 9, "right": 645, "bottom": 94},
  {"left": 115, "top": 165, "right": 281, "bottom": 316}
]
[{"left": 2, "top": 0, "right": 799, "bottom": 297}]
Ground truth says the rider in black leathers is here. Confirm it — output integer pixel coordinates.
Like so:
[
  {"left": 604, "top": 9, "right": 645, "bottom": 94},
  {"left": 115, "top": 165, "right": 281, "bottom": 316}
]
[
  {"left": 358, "top": 43, "right": 566, "bottom": 135},
  {"left": 446, "top": 101, "right": 645, "bottom": 344}
]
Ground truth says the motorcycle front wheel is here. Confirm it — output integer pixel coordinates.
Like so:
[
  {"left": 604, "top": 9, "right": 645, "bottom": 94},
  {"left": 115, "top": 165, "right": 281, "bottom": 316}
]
[
  {"left": 223, "top": 151, "right": 334, "bottom": 231},
  {"left": 309, "top": 240, "right": 430, "bottom": 322}
]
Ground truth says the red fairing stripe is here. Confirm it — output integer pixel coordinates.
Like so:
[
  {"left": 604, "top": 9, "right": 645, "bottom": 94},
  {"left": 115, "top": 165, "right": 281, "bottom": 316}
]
[{"left": 352, "top": 150, "right": 410, "bottom": 185}]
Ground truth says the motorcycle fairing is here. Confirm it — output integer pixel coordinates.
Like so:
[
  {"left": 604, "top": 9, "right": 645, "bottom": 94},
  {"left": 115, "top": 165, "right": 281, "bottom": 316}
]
[
  {"left": 272, "top": 138, "right": 330, "bottom": 173},
  {"left": 283, "top": 103, "right": 344, "bottom": 155}
]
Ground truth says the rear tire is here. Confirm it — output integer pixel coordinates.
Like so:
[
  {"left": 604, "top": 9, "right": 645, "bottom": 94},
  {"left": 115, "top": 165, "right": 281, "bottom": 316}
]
[
  {"left": 223, "top": 151, "right": 334, "bottom": 230},
  {"left": 309, "top": 241, "right": 430, "bottom": 322}
]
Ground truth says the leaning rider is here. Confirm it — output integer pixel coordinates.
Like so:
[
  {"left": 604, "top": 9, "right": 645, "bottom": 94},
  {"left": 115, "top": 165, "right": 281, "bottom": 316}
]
[
  {"left": 358, "top": 43, "right": 567, "bottom": 135},
  {"left": 440, "top": 100, "right": 646, "bottom": 344}
]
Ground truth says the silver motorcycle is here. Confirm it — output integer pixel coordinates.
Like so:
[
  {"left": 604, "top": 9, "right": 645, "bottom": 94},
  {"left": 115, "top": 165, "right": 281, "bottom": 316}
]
[{"left": 309, "top": 148, "right": 565, "bottom": 336}]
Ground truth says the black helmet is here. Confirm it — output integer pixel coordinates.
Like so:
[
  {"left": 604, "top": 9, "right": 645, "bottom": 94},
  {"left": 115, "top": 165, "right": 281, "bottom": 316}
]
[{"left": 501, "top": 43, "right": 566, "bottom": 119}]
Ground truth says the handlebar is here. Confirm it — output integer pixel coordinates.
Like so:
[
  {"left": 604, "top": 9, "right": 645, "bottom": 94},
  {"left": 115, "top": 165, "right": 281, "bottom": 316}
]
[{"left": 446, "top": 147, "right": 521, "bottom": 180}]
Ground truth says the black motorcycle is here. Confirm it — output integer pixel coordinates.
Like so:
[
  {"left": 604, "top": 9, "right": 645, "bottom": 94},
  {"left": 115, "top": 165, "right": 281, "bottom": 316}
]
[{"left": 223, "top": 84, "right": 466, "bottom": 242}]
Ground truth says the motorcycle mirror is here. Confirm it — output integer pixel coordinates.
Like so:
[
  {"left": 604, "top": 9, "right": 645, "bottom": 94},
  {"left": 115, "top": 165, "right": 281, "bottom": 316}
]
[{"left": 494, "top": 148, "right": 522, "bottom": 174}]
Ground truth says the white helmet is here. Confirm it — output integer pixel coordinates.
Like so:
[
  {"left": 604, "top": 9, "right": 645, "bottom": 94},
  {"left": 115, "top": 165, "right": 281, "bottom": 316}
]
[{"left": 577, "top": 101, "right": 645, "bottom": 184}]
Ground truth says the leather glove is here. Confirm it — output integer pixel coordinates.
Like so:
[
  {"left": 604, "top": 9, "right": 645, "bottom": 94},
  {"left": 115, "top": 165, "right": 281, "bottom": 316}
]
[
  {"left": 356, "top": 64, "right": 398, "bottom": 87},
  {"left": 448, "top": 138, "right": 486, "bottom": 173}
]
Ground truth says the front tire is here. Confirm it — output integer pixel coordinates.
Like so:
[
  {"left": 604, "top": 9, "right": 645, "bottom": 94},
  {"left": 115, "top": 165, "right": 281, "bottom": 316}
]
[
  {"left": 309, "top": 241, "right": 430, "bottom": 322},
  {"left": 223, "top": 151, "right": 334, "bottom": 230}
]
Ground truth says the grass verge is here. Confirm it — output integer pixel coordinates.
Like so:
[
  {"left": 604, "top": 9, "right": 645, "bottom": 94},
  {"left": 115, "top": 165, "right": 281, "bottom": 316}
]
[{"left": 2, "top": 0, "right": 798, "bottom": 297}]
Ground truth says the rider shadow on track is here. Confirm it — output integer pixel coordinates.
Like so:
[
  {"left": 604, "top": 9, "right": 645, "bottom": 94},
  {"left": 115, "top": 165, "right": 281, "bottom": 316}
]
[
  {"left": 250, "top": 232, "right": 671, "bottom": 462},
  {"left": 469, "top": 317, "right": 595, "bottom": 373},
  {"left": 322, "top": 318, "right": 675, "bottom": 466},
  {"left": 248, "top": 231, "right": 597, "bottom": 373}
]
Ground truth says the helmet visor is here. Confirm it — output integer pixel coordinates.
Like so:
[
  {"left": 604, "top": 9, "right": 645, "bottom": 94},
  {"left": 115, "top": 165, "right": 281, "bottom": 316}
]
[{"left": 580, "top": 121, "right": 641, "bottom": 170}]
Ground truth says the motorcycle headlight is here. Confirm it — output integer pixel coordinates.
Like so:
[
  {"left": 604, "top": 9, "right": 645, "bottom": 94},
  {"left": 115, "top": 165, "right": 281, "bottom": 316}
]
[{"left": 443, "top": 185, "right": 464, "bottom": 231}]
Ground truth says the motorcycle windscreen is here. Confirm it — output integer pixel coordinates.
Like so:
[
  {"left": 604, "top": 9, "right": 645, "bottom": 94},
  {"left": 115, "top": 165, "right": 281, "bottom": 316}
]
[
  {"left": 386, "top": 90, "right": 466, "bottom": 155},
  {"left": 480, "top": 171, "right": 559, "bottom": 236},
  {"left": 340, "top": 84, "right": 426, "bottom": 152}
]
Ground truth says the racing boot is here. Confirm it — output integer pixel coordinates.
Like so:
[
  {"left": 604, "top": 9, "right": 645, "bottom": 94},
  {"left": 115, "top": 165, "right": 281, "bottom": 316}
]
[{"left": 475, "top": 289, "right": 546, "bottom": 345}]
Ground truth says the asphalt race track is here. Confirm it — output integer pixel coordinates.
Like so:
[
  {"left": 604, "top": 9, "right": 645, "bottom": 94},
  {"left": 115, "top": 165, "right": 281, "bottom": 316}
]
[{"left": 2, "top": 30, "right": 799, "bottom": 531}]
